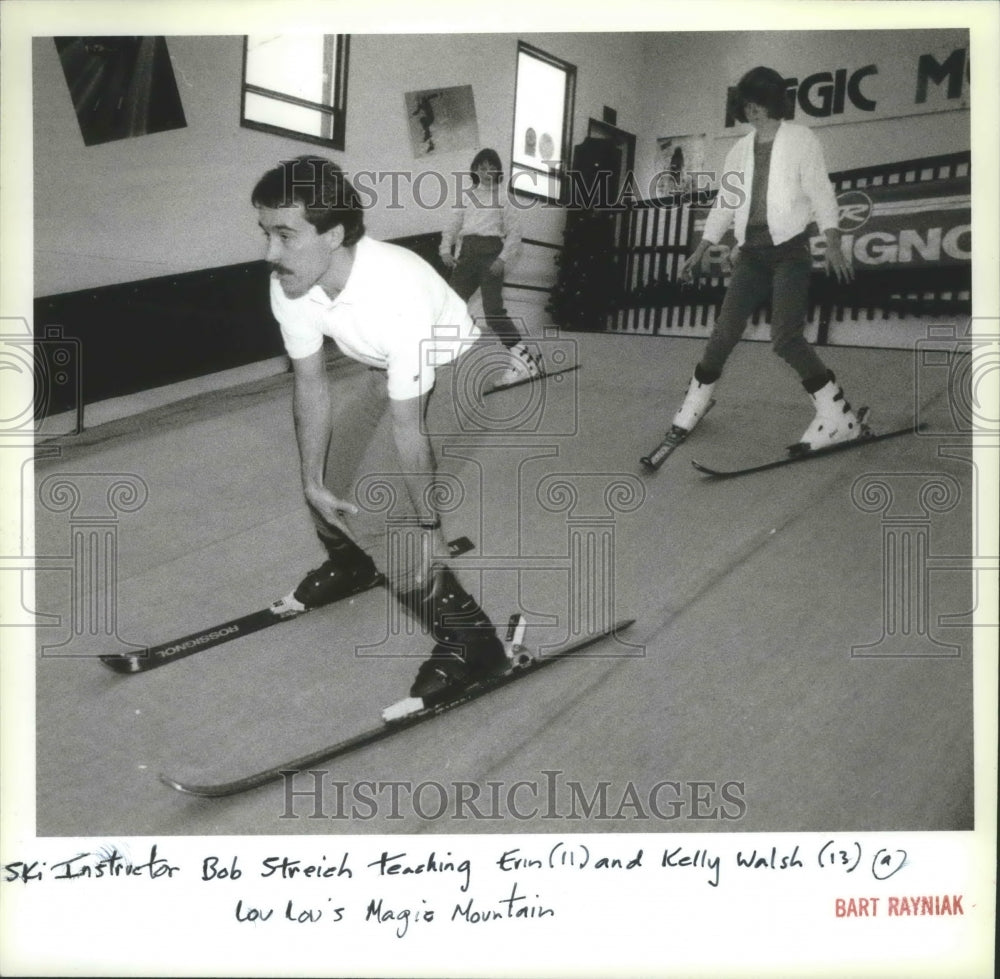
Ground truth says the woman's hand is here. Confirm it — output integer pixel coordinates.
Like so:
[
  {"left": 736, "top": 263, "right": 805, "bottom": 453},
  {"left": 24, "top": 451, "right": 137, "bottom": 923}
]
[
  {"left": 678, "top": 239, "right": 711, "bottom": 283},
  {"left": 824, "top": 230, "right": 854, "bottom": 284}
]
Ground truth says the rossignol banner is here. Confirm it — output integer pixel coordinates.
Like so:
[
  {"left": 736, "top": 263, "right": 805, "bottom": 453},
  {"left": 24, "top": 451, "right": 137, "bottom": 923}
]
[
  {"left": 721, "top": 31, "right": 969, "bottom": 129},
  {"left": 691, "top": 174, "right": 971, "bottom": 275},
  {"left": 831, "top": 180, "right": 970, "bottom": 268}
]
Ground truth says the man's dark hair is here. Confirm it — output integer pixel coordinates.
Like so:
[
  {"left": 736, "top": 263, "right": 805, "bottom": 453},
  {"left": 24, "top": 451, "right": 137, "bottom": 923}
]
[
  {"left": 733, "top": 66, "right": 789, "bottom": 123},
  {"left": 469, "top": 148, "right": 504, "bottom": 186},
  {"left": 252, "top": 156, "right": 365, "bottom": 245}
]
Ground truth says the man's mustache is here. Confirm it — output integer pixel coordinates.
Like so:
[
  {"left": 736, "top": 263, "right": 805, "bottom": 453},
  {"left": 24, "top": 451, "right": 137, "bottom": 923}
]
[{"left": 269, "top": 263, "right": 293, "bottom": 275}]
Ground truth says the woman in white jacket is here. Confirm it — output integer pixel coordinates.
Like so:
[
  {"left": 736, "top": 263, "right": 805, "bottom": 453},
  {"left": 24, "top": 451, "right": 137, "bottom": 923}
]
[{"left": 672, "top": 66, "right": 861, "bottom": 453}]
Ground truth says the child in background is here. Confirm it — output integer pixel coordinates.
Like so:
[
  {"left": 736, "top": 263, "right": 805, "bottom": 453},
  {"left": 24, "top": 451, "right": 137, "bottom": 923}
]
[
  {"left": 440, "top": 148, "right": 542, "bottom": 385},
  {"left": 673, "top": 66, "right": 860, "bottom": 453}
]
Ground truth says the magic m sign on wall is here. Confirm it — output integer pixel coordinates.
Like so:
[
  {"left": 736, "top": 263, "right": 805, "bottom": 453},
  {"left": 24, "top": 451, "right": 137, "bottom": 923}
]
[{"left": 723, "top": 33, "right": 969, "bottom": 129}]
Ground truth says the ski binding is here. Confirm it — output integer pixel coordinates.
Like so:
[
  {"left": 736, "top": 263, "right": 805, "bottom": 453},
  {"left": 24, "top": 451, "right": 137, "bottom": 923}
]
[
  {"left": 382, "top": 613, "right": 533, "bottom": 721},
  {"left": 640, "top": 399, "right": 716, "bottom": 471},
  {"left": 482, "top": 364, "right": 581, "bottom": 397}
]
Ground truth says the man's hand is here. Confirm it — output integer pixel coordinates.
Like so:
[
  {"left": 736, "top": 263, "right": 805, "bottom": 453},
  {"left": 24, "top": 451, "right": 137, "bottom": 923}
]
[
  {"left": 488, "top": 257, "right": 505, "bottom": 277},
  {"left": 303, "top": 484, "right": 358, "bottom": 537},
  {"left": 440, "top": 253, "right": 456, "bottom": 269}
]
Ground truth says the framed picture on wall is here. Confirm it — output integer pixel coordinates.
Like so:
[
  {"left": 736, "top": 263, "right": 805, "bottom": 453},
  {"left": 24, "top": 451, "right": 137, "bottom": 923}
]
[
  {"left": 403, "top": 84, "right": 479, "bottom": 158},
  {"left": 653, "top": 133, "right": 707, "bottom": 198},
  {"left": 54, "top": 36, "right": 187, "bottom": 146}
]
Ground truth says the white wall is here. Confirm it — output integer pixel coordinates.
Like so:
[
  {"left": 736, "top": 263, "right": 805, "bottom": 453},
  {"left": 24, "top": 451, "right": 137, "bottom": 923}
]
[
  {"left": 33, "top": 32, "right": 649, "bottom": 296},
  {"left": 33, "top": 29, "right": 972, "bottom": 298},
  {"left": 632, "top": 29, "right": 970, "bottom": 193}
]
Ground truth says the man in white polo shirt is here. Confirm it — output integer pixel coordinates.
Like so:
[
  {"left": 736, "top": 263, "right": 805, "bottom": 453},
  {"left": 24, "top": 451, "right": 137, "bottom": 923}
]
[{"left": 252, "top": 156, "right": 506, "bottom": 701}]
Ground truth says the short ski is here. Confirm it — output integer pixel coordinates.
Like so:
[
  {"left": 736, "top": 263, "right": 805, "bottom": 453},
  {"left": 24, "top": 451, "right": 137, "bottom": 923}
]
[
  {"left": 159, "top": 615, "right": 635, "bottom": 798},
  {"left": 99, "top": 536, "right": 476, "bottom": 675},
  {"left": 640, "top": 400, "right": 717, "bottom": 471},
  {"left": 692, "top": 419, "right": 925, "bottom": 479},
  {"left": 482, "top": 364, "right": 581, "bottom": 397}
]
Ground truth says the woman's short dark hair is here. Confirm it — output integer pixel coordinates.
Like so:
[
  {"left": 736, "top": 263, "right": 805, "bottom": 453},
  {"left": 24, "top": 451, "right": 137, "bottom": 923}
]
[
  {"left": 469, "top": 148, "right": 504, "bottom": 185},
  {"left": 251, "top": 156, "right": 365, "bottom": 245},
  {"left": 733, "top": 66, "right": 789, "bottom": 123}
]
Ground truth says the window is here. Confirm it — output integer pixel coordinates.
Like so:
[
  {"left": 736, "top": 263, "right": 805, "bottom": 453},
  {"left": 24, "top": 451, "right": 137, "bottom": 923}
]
[
  {"left": 241, "top": 35, "right": 349, "bottom": 150},
  {"left": 510, "top": 42, "right": 576, "bottom": 202}
]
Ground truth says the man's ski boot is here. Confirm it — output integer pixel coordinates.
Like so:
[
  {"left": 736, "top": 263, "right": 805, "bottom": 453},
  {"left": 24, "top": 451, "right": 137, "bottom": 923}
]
[
  {"left": 400, "top": 564, "right": 508, "bottom": 703},
  {"left": 271, "top": 530, "right": 383, "bottom": 616},
  {"left": 497, "top": 341, "right": 543, "bottom": 387},
  {"left": 790, "top": 372, "right": 866, "bottom": 456}
]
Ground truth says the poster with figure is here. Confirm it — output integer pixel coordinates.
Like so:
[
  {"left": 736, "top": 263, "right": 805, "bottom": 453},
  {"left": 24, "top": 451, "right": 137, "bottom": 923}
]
[
  {"left": 654, "top": 133, "right": 707, "bottom": 197},
  {"left": 404, "top": 84, "right": 479, "bottom": 157}
]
